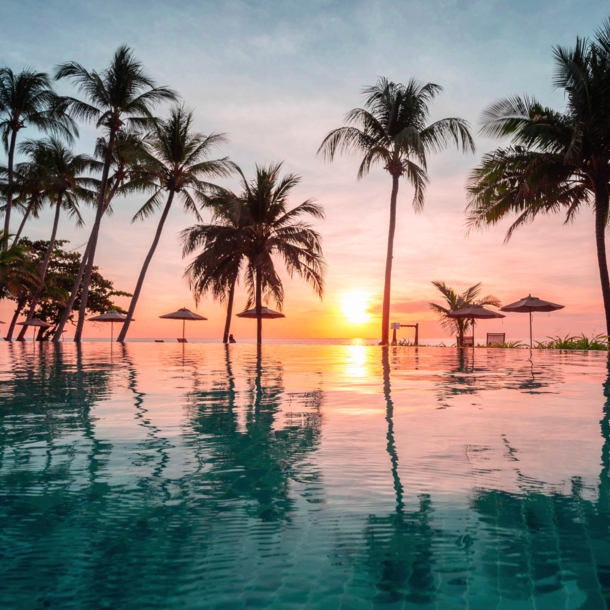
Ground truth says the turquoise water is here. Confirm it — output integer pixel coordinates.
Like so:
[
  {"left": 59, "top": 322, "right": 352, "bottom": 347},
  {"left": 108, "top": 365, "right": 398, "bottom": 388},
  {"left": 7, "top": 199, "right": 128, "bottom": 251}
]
[{"left": 1, "top": 344, "right": 609, "bottom": 609}]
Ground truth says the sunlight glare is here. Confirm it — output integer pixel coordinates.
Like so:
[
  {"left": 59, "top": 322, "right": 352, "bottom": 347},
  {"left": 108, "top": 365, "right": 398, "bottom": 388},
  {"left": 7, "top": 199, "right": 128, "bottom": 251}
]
[{"left": 341, "top": 291, "right": 371, "bottom": 324}]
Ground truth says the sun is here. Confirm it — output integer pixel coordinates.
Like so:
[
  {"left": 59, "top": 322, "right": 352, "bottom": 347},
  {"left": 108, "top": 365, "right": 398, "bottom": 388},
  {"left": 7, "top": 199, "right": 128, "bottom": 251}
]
[{"left": 341, "top": 290, "right": 371, "bottom": 324}]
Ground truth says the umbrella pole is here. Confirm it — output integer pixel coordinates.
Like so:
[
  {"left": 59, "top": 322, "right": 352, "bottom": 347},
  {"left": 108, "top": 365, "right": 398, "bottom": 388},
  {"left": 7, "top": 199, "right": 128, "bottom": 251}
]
[
  {"left": 529, "top": 310, "right": 533, "bottom": 348},
  {"left": 183, "top": 319, "right": 185, "bottom": 341},
  {"left": 111, "top": 321, "right": 113, "bottom": 343},
  {"left": 472, "top": 317, "right": 475, "bottom": 348}
]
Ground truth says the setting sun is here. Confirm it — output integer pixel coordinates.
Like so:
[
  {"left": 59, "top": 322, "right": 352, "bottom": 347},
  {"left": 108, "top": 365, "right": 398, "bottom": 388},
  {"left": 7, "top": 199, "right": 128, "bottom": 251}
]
[{"left": 340, "top": 291, "right": 371, "bottom": 324}]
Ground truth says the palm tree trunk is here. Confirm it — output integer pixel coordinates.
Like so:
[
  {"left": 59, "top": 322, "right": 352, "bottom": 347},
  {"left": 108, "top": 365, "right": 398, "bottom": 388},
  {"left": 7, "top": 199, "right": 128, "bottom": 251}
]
[
  {"left": 594, "top": 186, "right": 610, "bottom": 337},
  {"left": 117, "top": 191, "right": 175, "bottom": 342},
  {"left": 3, "top": 130, "right": 18, "bottom": 247},
  {"left": 51, "top": 239, "right": 90, "bottom": 342},
  {"left": 222, "top": 277, "right": 237, "bottom": 344},
  {"left": 5, "top": 295, "right": 26, "bottom": 341},
  {"left": 457, "top": 321, "right": 464, "bottom": 347},
  {"left": 381, "top": 174, "right": 400, "bottom": 345},
  {"left": 256, "top": 263, "right": 262, "bottom": 345},
  {"left": 12, "top": 199, "right": 35, "bottom": 245},
  {"left": 72, "top": 131, "right": 117, "bottom": 342},
  {"left": 16, "top": 199, "right": 63, "bottom": 341},
  {"left": 51, "top": 193, "right": 115, "bottom": 343}
]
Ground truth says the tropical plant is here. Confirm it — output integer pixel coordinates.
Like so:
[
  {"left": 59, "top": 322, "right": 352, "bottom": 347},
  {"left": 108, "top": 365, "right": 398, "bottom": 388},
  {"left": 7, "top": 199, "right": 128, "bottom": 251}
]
[
  {"left": 3, "top": 160, "right": 48, "bottom": 244},
  {"left": 182, "top": 187, "right": 249, "bottom": 344},
  {"left": 54, "top": 45, "right": 178, "bottom": 342},
  {"left": 0, "top": 231, "right": 40, "bottom": 295},
  {"left": 183, "top": 163, "right": 326, "bottom": 344},
  {"left": 0, "top": 67, "right": 76, "bottom": 245},
  {"left": 536, "top": 334, "right": 609, "bottom": 350},
  {"left": 12, "top": 137, "right": 99, "bottom": 341},
  {"left": 318, "top": 77, "right": 474, "bottom": 344},
  {"left": 7, "top": 238, "right": 130, "bottom": 340},
  {"left": 51, "top": 129, "right": 150, "bottom": 342},
  {"left": 0, "top": 232, "right": 42, "bottom": 339},
  {"left": 116, "top": 105, "right": 233, "bottom": 342},
  {"left": 466, "top": 21, "right": 610, "bottom": 336},
  {"left": 429, "top": 281, "right": 501, "bottom": 345}
]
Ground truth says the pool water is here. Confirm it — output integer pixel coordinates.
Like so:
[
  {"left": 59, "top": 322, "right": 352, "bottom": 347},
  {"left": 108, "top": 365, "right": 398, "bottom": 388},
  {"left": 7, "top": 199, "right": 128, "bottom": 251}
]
[{"left": 0, "top": 343, "right": 609, "bottom": 609}]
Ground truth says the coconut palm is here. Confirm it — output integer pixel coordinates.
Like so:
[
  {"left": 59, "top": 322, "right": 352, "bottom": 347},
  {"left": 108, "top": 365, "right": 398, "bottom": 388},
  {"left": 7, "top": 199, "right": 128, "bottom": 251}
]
[
  {"left": 116, "top": 105, "right": 233, "bottom": 342},
  {"left": 0, "top": 68, "right": 76, "bottom": 245},
  {"left": 13, "top": 137, "right": 98, "bottom": 341},
  {"left": 182, "top": 188, "right": 249, "bottom": 343},
  {"left": 0, "top": 231, "right": 41, "bottom": 339},
  {"left": 0, "top": 162, "right": 46, "bottom": 244},
  {"left": 318, "top": 77, "right": 474, "bottom": 345},
  {"left": 55, "top": 45, "right": 178, "bottom": 342},
  {"left": 187, "top": 163, "right": 325, "bottom": 345},
  {"left": 51, "top": 129, "right": 150, "bottom": 342},
  {"left": 429, "top": 281, "right": 501, "bottom": 345},
  {"left": 466, "top": 22, "right": 610, "bottom": 335},
  {"left": 0, "top": 231, "right": 40, "bottom": 295}
]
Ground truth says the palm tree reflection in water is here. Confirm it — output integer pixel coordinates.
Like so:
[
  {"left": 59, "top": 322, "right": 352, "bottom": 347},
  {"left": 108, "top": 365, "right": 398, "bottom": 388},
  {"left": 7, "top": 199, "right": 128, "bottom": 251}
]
[
  {"left": 186, "top": 345, "right": 323, "bottom": 521},
  {"left": 358, "top": 348, "right": 610, "bottom": 607},
  {"left": 359, "top": 347, "right": 437, "bottom": 606}
]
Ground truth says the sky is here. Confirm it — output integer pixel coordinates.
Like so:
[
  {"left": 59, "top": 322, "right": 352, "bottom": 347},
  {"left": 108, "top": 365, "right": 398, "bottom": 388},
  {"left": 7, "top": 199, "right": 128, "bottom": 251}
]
[{"left": 1, "top": 0, "right": 609, "bottom": 341}]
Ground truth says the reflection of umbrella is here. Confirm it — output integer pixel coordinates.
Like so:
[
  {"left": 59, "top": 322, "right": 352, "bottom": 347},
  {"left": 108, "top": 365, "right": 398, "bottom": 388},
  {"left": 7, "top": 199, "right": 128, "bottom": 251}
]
[
  {"left": 88, "top": 310, "right": 129, "bottom": 342},
  {"left": 17, "top": 318, "right": 53, "bottom": 342},
  {"left": 501, "top": 294, "right": 564, "bottom": 348},
  {"left": 236, "top": 307, "right": 285, "bottom": 319},
  {"left": 447, "top": 305, "right": 505, "bottom": 346},
  {"left": 159, "top": 307, "right": 207, "bottom": 341}
]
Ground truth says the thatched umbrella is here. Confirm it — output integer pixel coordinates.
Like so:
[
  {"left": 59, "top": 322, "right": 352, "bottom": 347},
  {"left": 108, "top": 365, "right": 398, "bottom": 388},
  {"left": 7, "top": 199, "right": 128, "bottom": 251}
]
[
  {"left": 501, "top": 294, "right": 564, "bottom": 347},
  {"left": 159, "top": 307, "right": 207, "bottom": 342},
  {"left": 16, "top": 318, "right": 53, "bottom": 342},
  {"left": 88, "top": 310, "right": 129, "bottom": 342},
  {"left": 447, "top": 305, "right": 505, "bottom": 346}
]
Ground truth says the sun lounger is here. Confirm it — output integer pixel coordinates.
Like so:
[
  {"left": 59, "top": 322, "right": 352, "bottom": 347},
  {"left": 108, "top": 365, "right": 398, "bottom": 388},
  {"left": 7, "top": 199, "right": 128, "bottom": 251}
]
[
  {"left": 487, "top": 333, "right": 505, "bottom": 346},
  {"left": 460, "top": 336, "right": 474, "bottom": 346},
  {"left": 177, "top": 338, "right": 187, "bottom": 343},
  {"left": 154, "top": 340, "right": 164, "bottom": 343}
]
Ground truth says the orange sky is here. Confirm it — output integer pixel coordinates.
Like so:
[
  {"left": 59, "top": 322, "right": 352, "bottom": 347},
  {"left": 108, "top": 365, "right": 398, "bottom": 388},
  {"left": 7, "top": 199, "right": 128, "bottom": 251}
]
[{"left": 1, "top": 1, "right": 608, "bottom": 342}]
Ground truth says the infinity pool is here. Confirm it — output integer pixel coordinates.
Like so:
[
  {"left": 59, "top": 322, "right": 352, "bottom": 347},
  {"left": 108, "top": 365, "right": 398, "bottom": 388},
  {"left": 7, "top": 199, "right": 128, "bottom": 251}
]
[{"left": 0, "top": 344, "right": 609, "bottom": 609}]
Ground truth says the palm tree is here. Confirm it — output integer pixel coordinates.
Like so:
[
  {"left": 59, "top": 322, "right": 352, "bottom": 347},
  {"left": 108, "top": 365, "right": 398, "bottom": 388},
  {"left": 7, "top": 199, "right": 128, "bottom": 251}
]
[
  {"left": 116, "top": 105, "right": 233, "bottom": 342},
  {"left": 466, "top": 22, "right": 610, "bottom": 336},
  {"left": 182, "top": 188, "right": 249, "bottom": 344},
  {"left": 429, "top": 281, "right": 500, "bottom": 345},
  {"left": 187, "top": 163, "right": 325, "bottom": 345},
  {"left": 51, "top": 129, "right": 150, "bottom": 342},
  {"left": 0, "top": 68, "right": 76, "bottom": 245},
  {"left": 55, "top": 45, "right": 178, "bottom": 342},
  {"left": 0, "top": 162, "right": 46, "bottom": 244},
  {"left": 0, "top": 231, "right": 40, "bottom": 294},
  {"left": 13, "top": 137, "right": 98, "bottom": 341},
  {"left": 318, "top": 77, "right": 474, "bottom": 344},
  {"left": 0, "top": 231, "right": 41, "bottom": 339}
]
